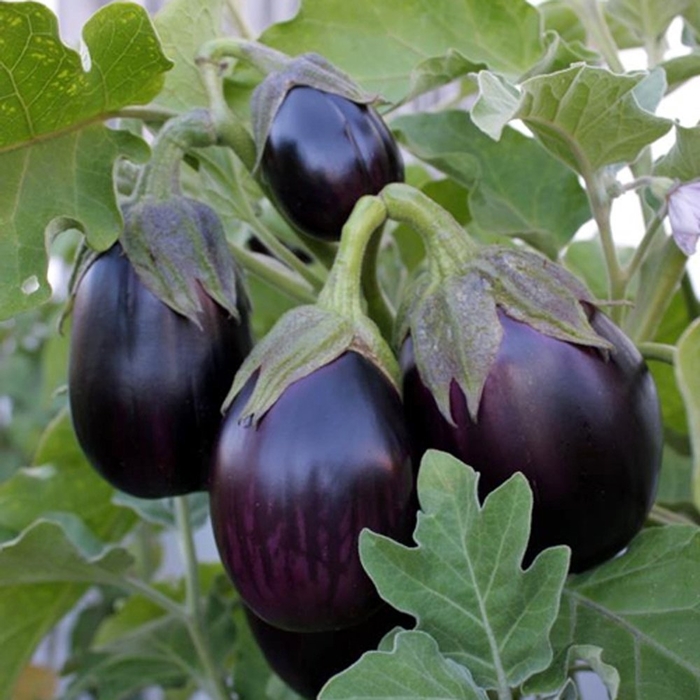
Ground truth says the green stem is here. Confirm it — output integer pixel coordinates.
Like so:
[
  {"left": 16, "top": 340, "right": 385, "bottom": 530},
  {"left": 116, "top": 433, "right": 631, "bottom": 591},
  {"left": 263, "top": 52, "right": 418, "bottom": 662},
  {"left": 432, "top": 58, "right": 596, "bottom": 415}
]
[
  {"left": 621, "top": 203, "right": 667, "bottom": 286},
  {"left": 112, "top": 106, "right": 179, "bottom": 123},
  {"left": 175, "top": 497, "right": 231, "bottom": 700},
  {"left": 568, "top": 0, "right": 624, "bottom": 72},
  {"left": 197, "top": 59, "right": 257, "bottom": 172},
  {"left": 624, "top": 236, "right": 688, "bottom": 342},
  {"left": 584, "top": 168, "right": 626, "bottom": 312},
  {"left": 197, "top": 37, "right": 291, "bottom": 76},
  {"left": 637, "top": 341, "right": 677, "bottom": 365},
  {"left": 317, "top": 196, "right": 388, "bottom": 319},
  {"left": 682, "top": 273, "right": 700, "bottom": 320},
  {"left": 230, "top": 242, "right": 317, "bottom": 304},
  {"left": 380, "top": 183, "right": 478, "bottom": 280},
  {"left": 649, "top": 504, "right": 698, "bottom": 527},
  {"left": 361, "top": 223, "right": 396, "bottom": 342},
  {"left": 120, "top": 576, "right": 186, "bottom": 618},
  {"left": 135, "top": 109, "right": 218, "bottom": 201}
]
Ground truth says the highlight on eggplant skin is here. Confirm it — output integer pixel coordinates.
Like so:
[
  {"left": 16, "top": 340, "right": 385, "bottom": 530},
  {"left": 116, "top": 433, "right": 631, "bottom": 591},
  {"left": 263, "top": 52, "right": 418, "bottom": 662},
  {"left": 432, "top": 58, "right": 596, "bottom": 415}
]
[
  {"left": 68, "top": 244, "right": 253, "bottom": 499},
  {"left": 209, "top": 351, "right": 415, "bottom": 633},
  {"left": 259, "top": 86, "right": 404, "bottom": 242},
  {"left": 244, "top": 603, "right": 414, "bottom": 699},
  {"left": 401, "top": 303, "right": 663, "bottom": 573}
]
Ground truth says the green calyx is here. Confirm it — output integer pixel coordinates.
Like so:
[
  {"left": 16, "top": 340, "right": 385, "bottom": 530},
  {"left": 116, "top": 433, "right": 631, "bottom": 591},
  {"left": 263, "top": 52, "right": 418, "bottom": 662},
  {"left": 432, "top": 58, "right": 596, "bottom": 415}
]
[
  {"left": 118, "top": 109, "right": 244, "bottom": 325},
  {"left": 120, "top": 196, "right": 246, "bottom": 326},
  {"left": 225, "top": 196, "right": 399, "bottom": 425},
  {"left": 250, "top": 52, "right": 379, "bottom": 171},
  {"left": 382, "top": 184, "right": 612, "bottom": 424}
]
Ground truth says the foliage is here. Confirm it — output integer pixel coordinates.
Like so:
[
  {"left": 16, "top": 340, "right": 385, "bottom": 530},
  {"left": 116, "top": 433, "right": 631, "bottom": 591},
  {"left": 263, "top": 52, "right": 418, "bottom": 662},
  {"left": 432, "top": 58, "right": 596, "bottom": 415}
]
[{"left": 1, "top": 0, "right": 699, "bottom": 699}]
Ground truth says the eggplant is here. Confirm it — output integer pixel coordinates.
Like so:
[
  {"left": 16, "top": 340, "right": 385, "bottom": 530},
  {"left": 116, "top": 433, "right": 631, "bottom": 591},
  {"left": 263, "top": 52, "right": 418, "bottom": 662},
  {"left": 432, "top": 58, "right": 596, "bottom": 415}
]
[
  {"left": 210, "top": 351, "right": 415, "bottom": 632},
  {"left": 245, "top": 603, "right": 414, "bottom": 698},
  {"left": 401, "top": 304, "right": 662, "bottom": 572},
  {"left": 259, "top": 86, "right": 404, "bottom": 241},
  {"left": 69, "top": 244, "right": 252, "bottom": 498}
]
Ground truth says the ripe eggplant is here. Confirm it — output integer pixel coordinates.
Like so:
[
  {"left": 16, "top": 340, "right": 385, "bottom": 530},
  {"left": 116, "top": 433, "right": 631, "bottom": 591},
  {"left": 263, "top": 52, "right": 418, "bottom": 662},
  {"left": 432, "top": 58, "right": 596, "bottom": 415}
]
[
  {"left": 245, "top": 603, "right": 414, "bottom": 698},
  {"left": 69, "top": 244, "right": 252, "bottom": 498},
  {"left": 401, "top": 304, "right": 662, "bottom": 573},
  {"left": 259, "top": 86, "right": 404, "bottom": 241},
  {"left": 210, "top": 351, "right": 414, "bottom": 632}
]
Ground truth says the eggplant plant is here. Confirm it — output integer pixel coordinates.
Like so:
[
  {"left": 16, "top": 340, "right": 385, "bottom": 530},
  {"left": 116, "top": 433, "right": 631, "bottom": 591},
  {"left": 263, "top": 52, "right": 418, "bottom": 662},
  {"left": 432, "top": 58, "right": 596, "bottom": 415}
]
[{"left": 0, "top": 1, "right": 699, "bottom": 700}]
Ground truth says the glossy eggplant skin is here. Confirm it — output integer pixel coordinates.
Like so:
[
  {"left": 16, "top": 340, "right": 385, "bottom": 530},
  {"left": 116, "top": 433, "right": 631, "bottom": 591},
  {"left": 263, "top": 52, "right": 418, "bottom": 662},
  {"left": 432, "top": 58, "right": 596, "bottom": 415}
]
[
  {"left": 245, "top": 603, "right": 414, "bottom": 699},
  {"left": 260, "top": 86, "right": 404, "bottom": 241},
  {"left": 69, "top": 244, "right": 252, "bottom": 499},
  {"left": 210, "top": 351, "right": 414, "bottom": 632},
  {"left": 401, "top": 305, "right": 662, "bottom": 573}
]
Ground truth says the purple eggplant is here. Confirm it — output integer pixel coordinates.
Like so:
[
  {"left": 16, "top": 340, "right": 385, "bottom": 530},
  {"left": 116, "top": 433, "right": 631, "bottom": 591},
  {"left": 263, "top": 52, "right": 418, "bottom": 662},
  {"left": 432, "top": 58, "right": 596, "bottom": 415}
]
[
  {"left": 401, "top": 304, "right": 662, "bottom": 572},
  {"left": 69, "top": 244, "right": 252, "bottom": 498},
  {"left": 259, "top": 86, "right": 404, "bottom": 241},
  {"left": 245, "top": 603, "right": 414, "bottom": 698},
  {"left": 210, "top": 351, "right": 414, "bottom": 632}
]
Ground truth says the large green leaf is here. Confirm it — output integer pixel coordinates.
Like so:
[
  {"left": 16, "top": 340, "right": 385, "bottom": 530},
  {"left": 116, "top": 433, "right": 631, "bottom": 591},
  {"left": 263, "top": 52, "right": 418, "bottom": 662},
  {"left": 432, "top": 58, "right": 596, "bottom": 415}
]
[
  {"left": 321, "top": 630, "right": 489, "bottom": 699},
  {"left": 0, "top": 2, "right": 172, "bottom": 319},
  {"left": 534, "top": 526, "right": 700, "bottom": 699},
  {"left": 676, "top": 319, "right": 700, "bottom": 508},
  {"left": 655, "top": 124, "right": 700, "bottom": 181},
  {"left": 393, "top": 110, "right": 590, "bottom": 256},
  {"left": 255, "top": 0, "right": 546, "bottom": 103},
  {"left": 607, "top": 0, "right": 691, "bottom": 43},
  {"left": 0, "top": 520, "right": 133, "bottom": 700},
  {"left": 0, "top": 409, "right": 135, "bottom": 543},
  {"left": 154, "top": 0, "right": 225, "bottom": 110},
  {"left": 473, "top": 66, "right": 672, "bottom": 176},
  {"left": 359, "top": 451, "right": 570, "bottom": 693}
]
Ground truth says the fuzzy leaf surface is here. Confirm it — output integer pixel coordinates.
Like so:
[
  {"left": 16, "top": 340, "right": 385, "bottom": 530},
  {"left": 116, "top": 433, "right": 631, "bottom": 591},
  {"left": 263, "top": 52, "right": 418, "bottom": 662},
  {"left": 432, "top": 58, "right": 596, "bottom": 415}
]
[
  {"left": 0, "top": 3, "right": 171, "bottom": 319},
  {"left": 0, "top": 520, "right": 133, "bottom": 700},
  {"left": 655, "top": 124, "right": 700, "bottom": 181},
  {"left": 254, "top": 0, "right": 546, "bottom": 103},
  {"left": 360, "top": 451, "right": 570, "bottom": 691},
  {"left": 320, "top": 630, "right": 489, "bottom": 699},
  {"left": 544, "top": 526, "right": 700, "bottom": 700},
  {"left": 393, "top": 110, "right": 590, "bottom": 256}
]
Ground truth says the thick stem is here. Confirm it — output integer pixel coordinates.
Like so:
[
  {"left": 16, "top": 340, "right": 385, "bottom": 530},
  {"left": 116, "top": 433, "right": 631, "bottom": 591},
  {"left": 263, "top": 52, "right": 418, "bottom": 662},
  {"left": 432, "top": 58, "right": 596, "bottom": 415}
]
[
  {"left": 568, "top": 0, "right": 625, "bottom": 72},
  {"left": 197, "top": 37, "right": 291, "bottom": 76},
  {"left": 361, "top": 223, "right": 396, "bottom": 342},
  {"left": 649, "top": 504, "right": 698, "bottom": 527},
  {"left": 317, "top": 196, "right": 388, "bottom": 319},
  {"left": 638, "top": 341, "right": 677, "bottom": 365},
  {"left": 135, "top": 109, "right": 218, "bottom": 201},
  {"left": 380, "top": 183, "right": 478, "bottom": 280},
  {"left": 197, "top": 59, "right": 257, "bottom": 172},
  {"left": 624, "top": 237, "right": 688, "bottom": 342},
  {"left": 175, "top": 497, "right": 231, "bottom": 700}
]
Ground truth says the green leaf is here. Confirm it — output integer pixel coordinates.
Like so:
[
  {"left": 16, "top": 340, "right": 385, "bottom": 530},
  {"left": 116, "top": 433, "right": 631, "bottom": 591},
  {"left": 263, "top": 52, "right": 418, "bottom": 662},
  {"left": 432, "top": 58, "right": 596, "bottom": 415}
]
[
  {"left": 393, "top": 110, "right": 590, "bottom": 256},
  {"left": 0, "top": 126, "right": 148, "bottom": 319},
  {"left": 359, "top": 450, "right": 570, "bottom": 691},
  {"left": 0, "top": 2, "right": 172, "bottom": 319},
  {"left": 0, "top": 520, "right": 133, "bottom": 700},
  {"left": 676, "top": 319, "right": 700, "bottom": 508},
  {"left": 0, "top": 409, "right": 135, "bottom": 543},
  {"left": 0, "top": 3, "right": 171, "bottom": 149},
  {"left": 607, "top": 0, "right": 691, "bottom": 43},
  {"left": 320, "top": 630, "right": 489, "bottom": 699},
  {"left": 657, "top": 444, "right": 693, "bottom": 505},
  {"left": 550, "top": 526, "right": 700, "bottom": 699},
  {"left": 518, "top": 65, "right": 672, "bottom": 175},
  {"left": 655, "top": 124, "right": 700, "bottom": 181},
  {"left": 661, "top": 52, "right": 700, "bottom": 93},
  {"left": 254, "top": 0, "right": 546, "bottom": 103},
  {"left": 153, "top": 0, "right": 224, "bottom": 110}
]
